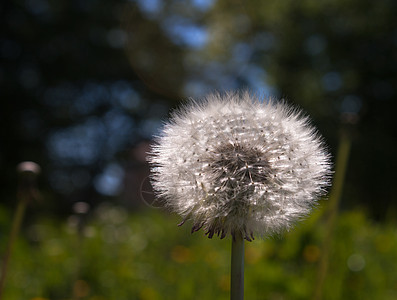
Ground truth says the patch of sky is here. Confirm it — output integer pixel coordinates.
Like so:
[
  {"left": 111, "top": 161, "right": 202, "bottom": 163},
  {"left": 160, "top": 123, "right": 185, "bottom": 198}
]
[
  {"left": 139, "top": 118, "right": 164, "bottom": 139},
  {"left": 162, "top": 16, "right": 208, "bottom": 49},
  {"left": 232, "top": 43, "right": 253, "bottom": 64},
  {"left": 202, "top": 61, "right": 225, "bottom": 82},
  {"left": 202, "top": 62, "right": 238, "bottom": 89},
  {"left": 134, "top": 0, "right": 163, "bottom": 18},
  {"left": 103, "top": 109, "right": 136, "bottom": 157},
  {"left": 254, "top": 87, "right": 277, "bottom": 101},
  {"left": 185, "top": 60, "right": 275, "bottom": 99},
  {"left": 215, "top": 74, "right": 239, "bottom": 91},
  {"left": 73, "top": 82, "right": 110, "bottom": 115},
  {"left": 44, "top": 81, "right": 140, "bottom": 117},
  {"left": 47, "top": 117, "right": 106, "bottom": 166},
  {"left": 110, "top": 80, "right": 141, "bottom": 110},
  {"left": 183, "top": 79, "right": 212, "bottom": 98},
  {"left": 94, "top": 163, "right": 125, "bottom": 196},
  {"left": 44, "top": 80, "right": 143, "bottom": 169},
  {"left": 241, "top": 65, "right": 273, "bottom": 96},
  {"left": 191, "top": 0, "right": 215, "bottom": 11}
]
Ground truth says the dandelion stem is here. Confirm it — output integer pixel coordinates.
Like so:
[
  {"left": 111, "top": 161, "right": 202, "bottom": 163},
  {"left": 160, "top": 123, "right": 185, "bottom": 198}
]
[
  {"left": 313, "top": 130, "right": 351, "bottom": 300},
  {"left": 0, "top": 162, "right": 40, "bottom": 300},
  {"left": 230, "top": 234, "right": 244, "bottom": 300}
]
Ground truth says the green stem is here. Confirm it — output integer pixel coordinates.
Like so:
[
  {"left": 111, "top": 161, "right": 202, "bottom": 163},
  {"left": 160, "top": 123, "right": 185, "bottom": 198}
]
[
  {"left": 0, "top": 198, "right": 27, "bottom": 300},
  {"left": 0, "top": 162, "right": 40, "bottom": 300},
  {"left": 313, "top": 130, "right": 351, "bottom": 300},
  {"left": 230, "top": 234, "right": 244, "bottom": 300}
]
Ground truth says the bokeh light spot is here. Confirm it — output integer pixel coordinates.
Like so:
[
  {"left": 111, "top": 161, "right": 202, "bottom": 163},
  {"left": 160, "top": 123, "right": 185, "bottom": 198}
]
[{"left": 347, "top": 253, "right": 365, "bottom": 272}]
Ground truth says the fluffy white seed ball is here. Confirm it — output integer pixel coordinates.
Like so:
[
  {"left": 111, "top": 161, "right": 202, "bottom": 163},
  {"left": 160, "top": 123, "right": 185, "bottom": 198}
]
[{"left": 149, "top": 92, "right": 332, "bottom": 240}]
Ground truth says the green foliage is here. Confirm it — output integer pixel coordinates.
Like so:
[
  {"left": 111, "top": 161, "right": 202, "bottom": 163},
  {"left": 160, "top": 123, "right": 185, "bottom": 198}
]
[{"left": 1, "top": 204, "right": 397, "bottom": 300}]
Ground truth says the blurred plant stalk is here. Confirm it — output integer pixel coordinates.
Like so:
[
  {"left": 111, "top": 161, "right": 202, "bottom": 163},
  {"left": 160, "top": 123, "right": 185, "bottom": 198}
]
[
  {"left": 313, "top": 130, "right": 351, "bottom": 300},
  {"left": 71, "top": 201, "right": 90, "bottom": 300},
  {"left": 0, "top": 162, "right": 41, "bottom": 300}
]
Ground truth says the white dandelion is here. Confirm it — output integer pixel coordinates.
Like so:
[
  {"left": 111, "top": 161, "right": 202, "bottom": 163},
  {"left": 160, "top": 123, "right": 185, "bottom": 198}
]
[{"left": 149, "top": 91, "right": 332, "bottom": 241}]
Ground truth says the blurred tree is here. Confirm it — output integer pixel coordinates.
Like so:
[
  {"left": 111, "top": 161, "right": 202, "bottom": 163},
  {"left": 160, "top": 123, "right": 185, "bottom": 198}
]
[
  {"left": 239, "top": 0, "right": 397, "bottom": 218},
  {"left": 0, "top": 0, "right": 184, "bottom": 211},
  {"left": 1, "top": 0, "right": 396, "bottom": 219}
]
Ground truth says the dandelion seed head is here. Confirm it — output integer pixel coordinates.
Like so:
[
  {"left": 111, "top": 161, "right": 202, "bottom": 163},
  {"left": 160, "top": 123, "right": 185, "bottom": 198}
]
[{"left": 149, "top": 92, "right": 332, "bottom": 240}]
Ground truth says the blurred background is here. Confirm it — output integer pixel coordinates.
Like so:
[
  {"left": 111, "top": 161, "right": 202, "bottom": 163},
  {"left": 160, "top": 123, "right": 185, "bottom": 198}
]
[{"left": 1, "top": 0, "right": 397, "bottom": 299}]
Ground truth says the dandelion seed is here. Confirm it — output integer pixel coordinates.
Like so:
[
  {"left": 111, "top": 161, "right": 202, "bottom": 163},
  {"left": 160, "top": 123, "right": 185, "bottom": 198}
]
[{"left": 148, "top": 91, "right": 332, "bottom": 241}]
